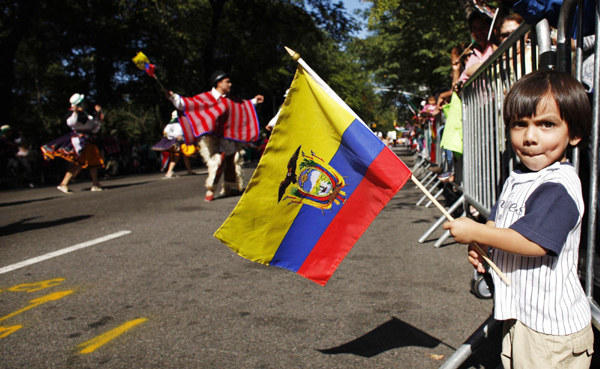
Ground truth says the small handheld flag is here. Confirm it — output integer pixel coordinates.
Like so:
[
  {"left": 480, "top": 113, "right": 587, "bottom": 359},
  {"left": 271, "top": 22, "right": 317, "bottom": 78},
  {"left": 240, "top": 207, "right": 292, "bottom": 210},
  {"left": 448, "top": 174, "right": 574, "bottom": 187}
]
[
  {"left": 132, "top": 51, "right": 167, "bottom": 93},
  {"left": 132, "top": 52, "right": 155, "bottom": 77}
]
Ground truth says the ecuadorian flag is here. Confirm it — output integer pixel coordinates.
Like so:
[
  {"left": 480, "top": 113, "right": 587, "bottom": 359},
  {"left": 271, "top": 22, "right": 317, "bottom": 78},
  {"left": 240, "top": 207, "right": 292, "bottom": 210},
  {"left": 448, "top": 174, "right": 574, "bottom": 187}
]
[{"left": 214, "top": 65, "right": 412, "bottom": 285}]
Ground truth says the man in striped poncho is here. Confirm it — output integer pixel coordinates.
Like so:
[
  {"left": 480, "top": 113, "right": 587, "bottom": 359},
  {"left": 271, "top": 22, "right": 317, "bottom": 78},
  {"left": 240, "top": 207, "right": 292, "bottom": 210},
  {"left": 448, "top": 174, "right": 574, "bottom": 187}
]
[{"left": 168, "top": 71, "right": 263, "bottom": 201}]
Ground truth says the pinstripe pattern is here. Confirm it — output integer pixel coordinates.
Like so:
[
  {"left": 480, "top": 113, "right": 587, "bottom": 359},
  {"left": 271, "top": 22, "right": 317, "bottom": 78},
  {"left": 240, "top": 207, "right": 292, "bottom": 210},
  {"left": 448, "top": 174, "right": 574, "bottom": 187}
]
[{"left": 491, "top": 162, "right": 591, "bottom": 335}]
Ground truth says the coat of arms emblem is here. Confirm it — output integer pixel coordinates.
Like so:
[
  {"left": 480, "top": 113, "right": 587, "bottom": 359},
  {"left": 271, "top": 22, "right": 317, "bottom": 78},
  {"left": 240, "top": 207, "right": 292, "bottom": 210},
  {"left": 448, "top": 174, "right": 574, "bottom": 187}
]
[{"left": 278, "top": 145, "right": 346, "bottom": 211}]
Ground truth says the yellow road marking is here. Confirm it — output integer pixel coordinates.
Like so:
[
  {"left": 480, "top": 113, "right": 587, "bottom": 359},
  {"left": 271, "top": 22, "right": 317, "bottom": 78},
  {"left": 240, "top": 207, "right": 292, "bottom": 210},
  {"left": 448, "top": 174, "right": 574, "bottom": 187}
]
[
  {"left": 0, "top": 325, "right": 22, "bottom": 338},
  {"left": 8, "top": 278, "right": 65, "bottom": 293},
  {"left": 77, "top": 318, "right": 148, "bottom": 354},
  {"left": 0, "top": 290, "right": 74, "bottom": 323}
]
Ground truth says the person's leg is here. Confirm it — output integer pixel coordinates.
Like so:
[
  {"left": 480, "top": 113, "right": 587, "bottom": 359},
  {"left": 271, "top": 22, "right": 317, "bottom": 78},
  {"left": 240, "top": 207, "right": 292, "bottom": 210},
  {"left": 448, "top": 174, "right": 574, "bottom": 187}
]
[
  {"left": 165, "top": 154, "right": 180, "bottom": 178},
  {"left": 198, "top": 135, "right": 221, "bottom": 201},
  {"left": 221, "top": 153, "right": 237, "bottom": 195},
  {"left": 89, "top": 167, "right": 102, "bottom": 189},
  {"left": 58, "top": 163, "right": 80, "bottom": 193},
  {"left": 234, "top": 146, "right": 245, "bottom": 191},
  {"left": 182, "top": 155, "right": 195, "bottom": 175},
  {"left": 220, "top": 139, "right": 239, "bottom": 196},
  {"left": 500, "top": 319, "right": 515, "bottom": 369}
]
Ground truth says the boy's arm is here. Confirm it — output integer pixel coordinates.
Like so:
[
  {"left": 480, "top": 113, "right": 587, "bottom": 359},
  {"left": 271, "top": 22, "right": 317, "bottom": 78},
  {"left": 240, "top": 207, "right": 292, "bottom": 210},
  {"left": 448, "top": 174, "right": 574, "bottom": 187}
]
[{"left": 443, "top": 217, "right": 547, "bottom": 257}]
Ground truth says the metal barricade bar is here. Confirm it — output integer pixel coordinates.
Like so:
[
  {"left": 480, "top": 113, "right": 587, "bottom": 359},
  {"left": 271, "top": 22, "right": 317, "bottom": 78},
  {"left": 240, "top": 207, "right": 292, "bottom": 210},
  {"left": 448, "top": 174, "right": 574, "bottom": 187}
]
[{"left": 438, "top": 315, "right": 500, "bottom": 369}]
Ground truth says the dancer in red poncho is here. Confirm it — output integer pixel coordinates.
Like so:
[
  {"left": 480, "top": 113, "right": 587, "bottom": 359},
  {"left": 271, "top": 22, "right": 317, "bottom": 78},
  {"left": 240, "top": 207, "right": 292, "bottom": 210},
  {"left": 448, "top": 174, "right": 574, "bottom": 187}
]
[{"left": 167, "top": 71, "right": 263, "bottom": 201}]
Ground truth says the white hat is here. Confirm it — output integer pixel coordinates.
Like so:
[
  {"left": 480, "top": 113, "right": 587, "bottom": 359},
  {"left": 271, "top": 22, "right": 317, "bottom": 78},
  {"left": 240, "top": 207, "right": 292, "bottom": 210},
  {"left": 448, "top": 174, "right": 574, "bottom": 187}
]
[
  {"left": 69, "top": 93, "right": 85, "bottom": 106},
  {"left": 170, "top": 110, "right": 179, "bottom": 123}
]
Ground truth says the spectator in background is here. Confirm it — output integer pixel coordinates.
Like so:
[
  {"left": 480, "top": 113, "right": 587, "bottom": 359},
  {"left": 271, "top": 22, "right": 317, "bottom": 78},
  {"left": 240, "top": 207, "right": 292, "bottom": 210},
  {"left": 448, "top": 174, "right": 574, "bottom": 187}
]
[
  {"left": 0, "top": 125, "right": 21, "bottom": 182},
  {"left": 103, "top": 129, "right": 121, "bottom": 178},
  {"left": 152, "top": 111, "right": 197, "bottom": 178},
  {"left": 495, "top": 13, "right": 524, "bottom": 45},
  {"left": 457, "top": 11, "right": 495, "bottom": 84},
  {"left": 420, "top": 96, "right": 439, "bottom": 163},
  {"left": 437, "top": 43, "right": 468, "bottom": 109}
]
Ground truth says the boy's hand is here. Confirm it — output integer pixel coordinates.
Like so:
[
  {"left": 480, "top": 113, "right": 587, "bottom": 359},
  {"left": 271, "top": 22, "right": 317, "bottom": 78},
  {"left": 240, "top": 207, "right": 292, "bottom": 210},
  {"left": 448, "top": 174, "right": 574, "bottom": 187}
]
[
  {"left": 468, "top": 244, "right": 487, "bottom": 274},
  {"left": 442, "top": 217, "right": 479, "bottom": 244}
]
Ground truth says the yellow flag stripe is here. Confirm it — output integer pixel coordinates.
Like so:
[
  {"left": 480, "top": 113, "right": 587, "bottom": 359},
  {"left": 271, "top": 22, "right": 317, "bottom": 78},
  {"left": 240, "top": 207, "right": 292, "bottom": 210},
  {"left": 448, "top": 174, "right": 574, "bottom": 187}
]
[{"left": 214, "top": 66, "right": 354, "bottom": 264}]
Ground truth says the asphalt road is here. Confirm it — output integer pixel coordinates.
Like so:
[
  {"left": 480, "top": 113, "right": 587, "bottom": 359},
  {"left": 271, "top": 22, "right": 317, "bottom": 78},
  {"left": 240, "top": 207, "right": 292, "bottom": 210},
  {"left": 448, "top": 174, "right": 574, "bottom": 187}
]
[{"left": 1, "top": 147, "right": 501, "bottom": 369}]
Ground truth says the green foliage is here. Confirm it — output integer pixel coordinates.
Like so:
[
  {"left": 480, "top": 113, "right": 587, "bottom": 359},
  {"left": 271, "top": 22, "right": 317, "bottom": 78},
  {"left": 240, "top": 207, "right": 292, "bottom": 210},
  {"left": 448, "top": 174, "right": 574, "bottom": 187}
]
[
  {"left": 4, "top": 0, "right": 366, "bottom": 148},
  {"left": 359, "top": 0, "right": 470, "bottom": 122}
]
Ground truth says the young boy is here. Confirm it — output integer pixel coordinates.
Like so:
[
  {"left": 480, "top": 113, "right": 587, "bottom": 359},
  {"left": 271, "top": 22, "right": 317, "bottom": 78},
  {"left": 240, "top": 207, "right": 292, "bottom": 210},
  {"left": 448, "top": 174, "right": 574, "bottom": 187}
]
[{"left": 443, "top": 70, "right": 594, "bottom": 368}]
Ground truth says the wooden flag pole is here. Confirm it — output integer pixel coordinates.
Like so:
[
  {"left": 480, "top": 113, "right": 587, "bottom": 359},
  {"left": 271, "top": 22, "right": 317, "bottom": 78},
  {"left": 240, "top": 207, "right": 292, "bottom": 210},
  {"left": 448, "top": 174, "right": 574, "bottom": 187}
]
[
  {"left": 411, "top": 175, "right": 511, "bottom": 286},
  {"left": 152, "top": 76, "right": 168, "bottom": 95},
  {"left": 285, "top": 46, "right": 365, "bottom": 125},
  {"left": 284, "top": 45, "right": 510, "bottom": 286}
]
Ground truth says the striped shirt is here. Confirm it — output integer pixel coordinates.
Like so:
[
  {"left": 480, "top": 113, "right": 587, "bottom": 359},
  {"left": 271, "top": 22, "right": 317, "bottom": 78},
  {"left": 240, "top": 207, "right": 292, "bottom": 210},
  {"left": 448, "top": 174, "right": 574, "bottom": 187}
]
[{"left": 488, "top": 161, "right": 591, "bottom": 335}]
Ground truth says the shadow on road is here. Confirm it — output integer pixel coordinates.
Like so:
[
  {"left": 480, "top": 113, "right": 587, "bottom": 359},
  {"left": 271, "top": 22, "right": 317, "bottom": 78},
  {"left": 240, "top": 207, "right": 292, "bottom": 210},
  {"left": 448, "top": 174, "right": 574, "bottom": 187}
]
[
  {"left": 84, "top": 181, "right": 153, "bottom": 191},
  {"left": 0, "top": 196, "right": 61, "bottom": 208},
  {"left": 318, "top": 317, "right": 454, "bottom": 358},
  {"left": 0, "top": 215, "right": 93, "bottom": 237}
]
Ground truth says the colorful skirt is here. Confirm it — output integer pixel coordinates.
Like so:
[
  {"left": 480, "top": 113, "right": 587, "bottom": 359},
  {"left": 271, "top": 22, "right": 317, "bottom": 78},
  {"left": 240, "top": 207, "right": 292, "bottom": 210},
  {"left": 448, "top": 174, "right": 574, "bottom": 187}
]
[
  {"left": 152, "top": 138, "right": 198, "bottom": 157},
  {"left": 151, "top": 137, "right": 179, "bottom": 153},
  {"left": 41, "top": 132, "right": 104, "bottom": 169}
]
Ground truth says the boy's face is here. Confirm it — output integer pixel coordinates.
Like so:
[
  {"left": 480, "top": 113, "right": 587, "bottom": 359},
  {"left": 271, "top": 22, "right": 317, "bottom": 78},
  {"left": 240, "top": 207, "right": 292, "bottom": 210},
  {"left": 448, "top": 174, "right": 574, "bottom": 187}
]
[{"left": 510, "top": 97, "right": 581, "bottom": 171}]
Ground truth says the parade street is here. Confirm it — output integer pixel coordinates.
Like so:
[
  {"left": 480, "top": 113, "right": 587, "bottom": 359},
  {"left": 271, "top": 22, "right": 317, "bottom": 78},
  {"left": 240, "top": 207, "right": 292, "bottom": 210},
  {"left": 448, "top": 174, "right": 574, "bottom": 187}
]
[{"left": 0, "top": 147, "right": 499, "bottom": 369}]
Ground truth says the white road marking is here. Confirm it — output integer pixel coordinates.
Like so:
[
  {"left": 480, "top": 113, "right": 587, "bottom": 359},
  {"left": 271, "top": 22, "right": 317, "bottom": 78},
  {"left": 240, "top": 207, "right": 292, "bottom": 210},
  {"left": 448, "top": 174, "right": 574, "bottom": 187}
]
[{"left": 0, "top": 231, "right": 132, "bottom": 275}]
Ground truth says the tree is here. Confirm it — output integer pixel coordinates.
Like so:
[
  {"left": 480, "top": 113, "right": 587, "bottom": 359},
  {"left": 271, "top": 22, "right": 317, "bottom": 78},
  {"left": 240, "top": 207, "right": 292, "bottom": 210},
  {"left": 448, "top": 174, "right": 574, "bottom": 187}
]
[
  {"left": 6, "top": 0, "right": 364, "bottom": 149},
  {"left": 360, "top": 0, "right": 470, "bottom": 101}
]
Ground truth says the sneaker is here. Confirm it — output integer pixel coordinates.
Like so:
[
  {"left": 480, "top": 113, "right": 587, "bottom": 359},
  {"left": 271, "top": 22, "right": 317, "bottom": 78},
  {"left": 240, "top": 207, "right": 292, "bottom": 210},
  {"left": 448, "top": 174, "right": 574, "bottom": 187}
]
[
  {"left": 438, "top": 171, "right": 453, "bottom": 180},
  {"left": 57, "top": 185, "right": 73, "bottom": 194},
  {"left": 90, "top": 186, "right": 104, "bottom": 192}
]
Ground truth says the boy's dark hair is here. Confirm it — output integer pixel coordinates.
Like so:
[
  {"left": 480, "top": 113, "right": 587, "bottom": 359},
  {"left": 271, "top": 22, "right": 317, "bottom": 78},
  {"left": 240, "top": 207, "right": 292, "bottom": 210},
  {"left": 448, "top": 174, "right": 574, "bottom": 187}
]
[{"left": 503, "top": 70, "right": 592, "bottom": 143}]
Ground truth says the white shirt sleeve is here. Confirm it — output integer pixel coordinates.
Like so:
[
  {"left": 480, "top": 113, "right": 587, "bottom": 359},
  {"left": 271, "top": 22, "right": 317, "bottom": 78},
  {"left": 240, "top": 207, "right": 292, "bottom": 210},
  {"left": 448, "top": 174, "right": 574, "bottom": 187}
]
[{"left": 169, "top": 93, "right": 185, "bottom": 110}]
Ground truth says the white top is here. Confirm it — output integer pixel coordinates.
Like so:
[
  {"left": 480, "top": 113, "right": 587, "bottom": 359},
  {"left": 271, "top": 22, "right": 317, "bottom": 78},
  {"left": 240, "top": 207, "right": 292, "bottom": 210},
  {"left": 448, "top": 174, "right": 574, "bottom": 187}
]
[
  {"left": 489, "top": 161, "right": 591, "bottom": 335},
  {"left": 163, "top": 122, "right": 184, "bottom": 139},
  {"left": 66, "top": 111, "right": 101, "bottom": 134}
]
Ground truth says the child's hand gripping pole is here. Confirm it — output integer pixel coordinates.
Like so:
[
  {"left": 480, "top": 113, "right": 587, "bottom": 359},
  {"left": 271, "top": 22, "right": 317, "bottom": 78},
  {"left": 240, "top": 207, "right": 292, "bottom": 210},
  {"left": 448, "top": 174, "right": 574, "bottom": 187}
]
[{"left": 411, "top": 175, "right": 511, "bottom": 286}]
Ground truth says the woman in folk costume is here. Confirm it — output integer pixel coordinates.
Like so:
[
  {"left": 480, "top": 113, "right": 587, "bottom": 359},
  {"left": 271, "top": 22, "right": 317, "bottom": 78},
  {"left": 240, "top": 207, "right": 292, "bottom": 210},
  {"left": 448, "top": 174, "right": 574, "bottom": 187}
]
[
  {"left": 41, "top": 93, "right": 105, "bottom": 194},
  {"left": 167, "top": 70, "right": 263, "bottom": 202},
  {"left": 151, "top": 110, "right": 197, "bottom": 178}
]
